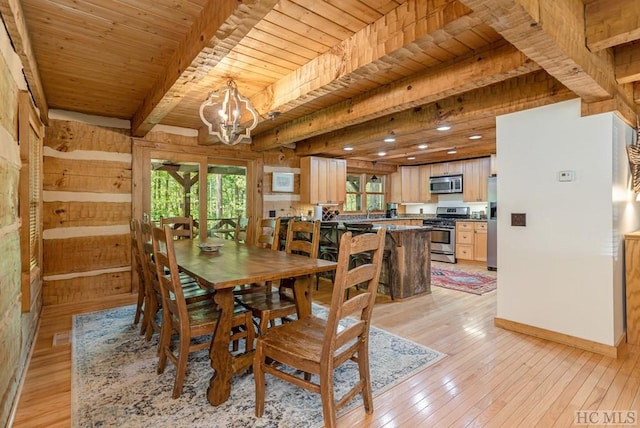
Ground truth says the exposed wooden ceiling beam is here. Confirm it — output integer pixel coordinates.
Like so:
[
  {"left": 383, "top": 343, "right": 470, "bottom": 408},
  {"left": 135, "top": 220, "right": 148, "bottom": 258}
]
[
  {"left": 248, "top": 0, "right": 473, "bottom": 123},
  {"left": 459, "top": 0, "right": 617, "bottom": 103},
  {"left": 614, "top": 42, "right": 640, "bottom": 84},
  {"left": 295, "top": 71, "right": 575, "bottom": 157},
  {"left": 131, "top": 0, "right": 279, "bottom": 137},
  {"left": 585, "top": 0, "right": 640, "bottom": 51},
  {"left": 252, "top": 41, "right": 539, "bottom": 151},
  {"left": 0, "top": 0, "right": 48, "bottom": 124}
]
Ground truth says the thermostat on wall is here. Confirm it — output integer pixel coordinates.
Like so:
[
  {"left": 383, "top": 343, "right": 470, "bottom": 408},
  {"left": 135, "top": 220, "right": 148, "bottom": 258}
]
[{"left": 558, "top": 170, "right": 574, "bottom": 182}]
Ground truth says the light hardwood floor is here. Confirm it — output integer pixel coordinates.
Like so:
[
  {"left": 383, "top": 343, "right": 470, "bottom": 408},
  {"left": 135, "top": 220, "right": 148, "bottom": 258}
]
[{"left": 12, "top": 262, "right": 640, "bottom": 427}]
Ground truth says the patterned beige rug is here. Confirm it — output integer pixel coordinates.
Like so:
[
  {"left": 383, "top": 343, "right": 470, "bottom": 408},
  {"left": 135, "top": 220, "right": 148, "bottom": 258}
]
[{"left": 72, "top": 304, "right": 445, "bottom": 428}]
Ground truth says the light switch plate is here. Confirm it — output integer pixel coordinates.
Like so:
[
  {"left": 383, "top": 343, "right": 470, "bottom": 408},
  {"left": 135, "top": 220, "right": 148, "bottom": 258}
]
[{"left": 558, "top": 170, "right": 574, "bottom": 182}]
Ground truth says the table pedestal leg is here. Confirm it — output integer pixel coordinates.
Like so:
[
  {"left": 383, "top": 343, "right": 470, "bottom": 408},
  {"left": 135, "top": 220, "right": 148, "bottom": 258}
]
[
  {"left": 293, "top": 275, "right": 312, "bottom": 318},
  {"left": 207, "top": 288, "right": 233, "bottom": 405}
]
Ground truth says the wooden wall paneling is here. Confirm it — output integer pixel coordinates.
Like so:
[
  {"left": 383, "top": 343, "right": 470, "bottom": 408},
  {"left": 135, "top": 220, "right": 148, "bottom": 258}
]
[
  {"left": 43, "top": 271, "right": 132, "bottom": 305},
  {"left": 44, "top": 120, "right": 131, "bottom": 153},
  {"left": 0, "top": 233, "right": 21, "bottom": 326},
  {"left": 43, "top": 201, "right": 131, "bottom": 229},
  {"left": 0, "top": 43, "right": 19, "bottom": 138},
  {"left": 43, "top": 234, "right": 130, "bottom": 276},
  {"left": 42, "top": 157, "right": 131, "bottom": 193},
  {"left": 0, "top": 161, "right": 19, "bottom": 227},
  {"left": 0, "top": 298, "right": 21, "bottom": 426}
]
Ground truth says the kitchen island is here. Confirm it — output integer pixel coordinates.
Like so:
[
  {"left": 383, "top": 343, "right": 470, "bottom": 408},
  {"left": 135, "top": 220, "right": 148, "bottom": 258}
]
[{"left": 371, "top": 225, "right": 432, "bottom": 300}]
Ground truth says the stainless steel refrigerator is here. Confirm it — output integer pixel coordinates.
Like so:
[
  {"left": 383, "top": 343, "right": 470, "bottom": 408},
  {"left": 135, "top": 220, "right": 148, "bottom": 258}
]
[{"left": 487, "top": 176, "right": 497, "bottom": 270}]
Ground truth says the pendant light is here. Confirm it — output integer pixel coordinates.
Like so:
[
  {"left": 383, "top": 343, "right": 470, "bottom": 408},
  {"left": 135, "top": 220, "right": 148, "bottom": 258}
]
[
  {"left": 199, "top": 79, "right": 259, "bottom": 145},
  {"left": 371, "top": 161, "right": 378, "bottom": 182}
]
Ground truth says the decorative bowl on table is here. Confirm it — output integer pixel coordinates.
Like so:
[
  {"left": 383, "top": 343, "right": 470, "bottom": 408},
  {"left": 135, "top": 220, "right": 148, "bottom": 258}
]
[{"left": 197, "top": 242, "right": 224, "bottom": 252}]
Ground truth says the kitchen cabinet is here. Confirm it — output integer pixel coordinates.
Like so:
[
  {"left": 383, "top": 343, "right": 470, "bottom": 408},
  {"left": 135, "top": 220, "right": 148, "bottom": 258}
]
[
  {"left": 300, "top": 156, "right": 346, "bottom": 204},
  {"left": 389, "top": 170, "right": 402, "bottom": 203},
  {"left": 398, "top": 165, "right": 432, "bottom": 203},
  {"left": 625, "top": 231, "right": 640, "bottom": 345},
  {"left": 430, "top": 161, "right": 463, "bottom": 177},
  {"left": 463, "top": 157, "right": 491, "bottom": 202},
  {"left": 456, "top": 221, "right": 487, "bottom": 262}
]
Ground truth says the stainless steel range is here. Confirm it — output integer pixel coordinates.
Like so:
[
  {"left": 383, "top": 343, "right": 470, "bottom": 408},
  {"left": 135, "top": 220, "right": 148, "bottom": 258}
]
[{"left": 423, "top": 207, "right": 470, "bottom": 263}]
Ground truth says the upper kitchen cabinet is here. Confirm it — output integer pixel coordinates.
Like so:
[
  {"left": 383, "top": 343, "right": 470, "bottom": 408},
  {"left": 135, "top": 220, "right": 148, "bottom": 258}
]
[
  {"left": 399, "top": 165, "right": 432, "bottom": 203},
  {"left": 463, "top": 157, "right": 491, "bottom": 202},
  {"left": 300, "top": 156, "right": 347, "bottom": 204},
  {"left": 430, "top": 161, "right": 464, "bottom": 177}
]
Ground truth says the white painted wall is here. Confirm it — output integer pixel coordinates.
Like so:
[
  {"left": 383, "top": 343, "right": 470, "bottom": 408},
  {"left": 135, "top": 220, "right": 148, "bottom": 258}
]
[{"left": 496, "top": 99, "right": 638, "bottom": 346}]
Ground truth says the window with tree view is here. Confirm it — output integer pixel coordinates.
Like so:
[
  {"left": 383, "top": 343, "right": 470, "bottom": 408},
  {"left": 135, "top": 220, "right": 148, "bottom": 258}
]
[
  {"left": 345, "top": 174, "right": 385, "bottom": 212},
  {"left": 150, "top": 160, "right": 247, "bottom": 236}
]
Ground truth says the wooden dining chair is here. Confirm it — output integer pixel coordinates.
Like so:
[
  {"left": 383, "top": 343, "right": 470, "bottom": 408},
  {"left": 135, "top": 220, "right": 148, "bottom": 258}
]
[
  {"left": 253, "top": 227, "right": 386, "bottom": 428},
  {"left": 160, "top": 216, "right": 194, "bottom": 239},
  {"left": 151, "top": 225, "right": 255, "bottom": 398},
  {"left": 233, "top": 218, "right": 281, "bottom": 296},
  {"left": 237, "top": 219, "right": 320, "bottom": 335},
  {"left": 234, "top": 216, "right": 251, "bottom": 243},
  {"left": 137, "top": 220, "right": 214, "bottom": 342},
  {"left": 130, "top": 219, "right": 147, "bottom": 333},
  {"left": 344, "top": 223, "right": 393, "bottom": 300}
]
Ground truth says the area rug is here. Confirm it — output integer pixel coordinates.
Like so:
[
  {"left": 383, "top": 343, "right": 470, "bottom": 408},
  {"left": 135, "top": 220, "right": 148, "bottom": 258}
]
[
  {"left": 431, "top": 266, "right": 497, "bottom": 295},
  {"left": 72, "top": 305, "right": 445, "bottom": 428}
]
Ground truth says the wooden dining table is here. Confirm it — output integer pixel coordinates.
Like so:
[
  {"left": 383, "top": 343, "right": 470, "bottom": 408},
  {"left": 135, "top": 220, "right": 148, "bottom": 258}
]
[{"left": 171, "top": 238, "right": 337, "bottom": 406}]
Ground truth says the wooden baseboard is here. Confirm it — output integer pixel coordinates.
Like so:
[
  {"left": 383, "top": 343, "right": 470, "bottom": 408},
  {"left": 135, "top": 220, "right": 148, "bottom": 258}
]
[{"left": 494, "top": 317, "right": 627, "bottom": 359}]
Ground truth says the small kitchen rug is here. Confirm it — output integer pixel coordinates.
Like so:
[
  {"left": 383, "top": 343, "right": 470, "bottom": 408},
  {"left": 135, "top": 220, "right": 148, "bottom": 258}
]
[
  {"left": 72, "top": 304, "right": 446, "bottom": 428},
  {"left": 431, "top": 267, "right": 497, "bottom": 295}
]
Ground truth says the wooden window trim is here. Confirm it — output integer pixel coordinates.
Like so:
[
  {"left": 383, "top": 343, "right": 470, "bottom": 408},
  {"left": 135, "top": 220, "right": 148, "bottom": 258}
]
[{"left": 18, "top": 91, "right": 44, "bottom": 313}]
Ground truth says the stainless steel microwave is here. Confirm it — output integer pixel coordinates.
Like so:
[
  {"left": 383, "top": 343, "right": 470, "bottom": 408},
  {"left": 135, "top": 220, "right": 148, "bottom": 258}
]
[{"left": 429, "top": 174, "right": 463, "bottom": 194}]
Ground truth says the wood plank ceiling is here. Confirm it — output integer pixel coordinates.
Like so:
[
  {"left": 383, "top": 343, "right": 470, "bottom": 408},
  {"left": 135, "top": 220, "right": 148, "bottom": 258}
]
[{"left": 2, "top": 0, "right": 639, "bottom": 166}]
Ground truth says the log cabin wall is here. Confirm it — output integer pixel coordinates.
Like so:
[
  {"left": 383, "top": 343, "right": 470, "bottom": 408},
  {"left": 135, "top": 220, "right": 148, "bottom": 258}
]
[
  {"left": 42, "top": 118, "right": 133, "bottom": 305},
  {"left": 0, "top": 26, "right": 40, "bottom": 428},
  {"left": 261, "top": 147, "right": 305, "bottom": 219}
]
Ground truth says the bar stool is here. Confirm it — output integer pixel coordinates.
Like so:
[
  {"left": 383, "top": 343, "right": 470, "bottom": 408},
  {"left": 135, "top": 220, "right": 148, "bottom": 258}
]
[
  {"left": 343, "top": 223, "right": 394, "bottom": 300},
  {"left": 316, "top": 221, "right": 339, "bottom": 288}
]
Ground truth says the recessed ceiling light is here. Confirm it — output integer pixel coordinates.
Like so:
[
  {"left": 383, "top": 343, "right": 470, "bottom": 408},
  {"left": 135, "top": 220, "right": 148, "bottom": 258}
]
[
  {"left": 417, "top": 144, "right": 428, "bottom": 149},
  {"left": 407, "top": 156, "right": 416, "bottom": 160},
  {"left": 468, "top": 134, "right": 482, "bottom": 140},
  {"left": 447, "top": 150, "right": 457, "bottom": 154},
  {"left": 343, "top": 146, "right": 354, "bottom": 151},
  {"left": 436, "top": 124, "right": 451, "bottom": 131},
  {"left": 383, "top": 131, "right": 396, "bottom": 143},
  {"left": 377, "top": 151, "right": 386, "bottom": 156}
]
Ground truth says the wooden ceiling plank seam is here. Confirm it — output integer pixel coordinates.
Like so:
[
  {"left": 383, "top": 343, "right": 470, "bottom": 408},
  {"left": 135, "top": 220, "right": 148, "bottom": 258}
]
[
  {"left": 239, "top": 35, "right": 311, "bottom": 66},
  {"left": 253, "top": 20, "right": 331, "bottom": 57},
  {"left": 459, "top": 0, "right": 617, "bottom": 103},
  {"left": 294, "top": 71, "right": 574, "bottom": 160},
  {"left": 22, "top": 1, "right": 183, "bottom": 48},
  {"left": 275, "top": 0, "right": 357, "bottom": 40},
  {"left": 585, "top": 0, "right": 640, "bottom": 52},
  {"left": 265, "top": 8, "right": 342, "bottom": 49},
  {"left": 21, "top": 10, "right": 181, "bottom": 55},
  {"left": 328, "top": 0, "right": 385, "bottom": 23},
  {"left": 248, "top": 0, "right": 471, "bottom": 128},
  {"left": 46, "top": 0, "right": 193, "bottom": 41},
  {"left": 289, "top": 0, "right": 370, "bottom": 32},
  {"left": 0, "top": 0, "right": 49, "bottom": 123},
  {"left": 251, "top": 41, "right": 538, "bottom": 151},
  {"left": 131, "top": 0, "right": 279, "bottom": 137}
]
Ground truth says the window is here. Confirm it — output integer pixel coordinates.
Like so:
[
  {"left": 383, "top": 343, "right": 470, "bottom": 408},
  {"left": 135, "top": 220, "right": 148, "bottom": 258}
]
[
  {"left": 18, "top": 91, "right": 44, "bottom": 313},
  {"left": 145, "top": 155, "right": 249, "bottom": 238},
  {"left": 345, "top": 173, "right": 385, "bottom": 212}
]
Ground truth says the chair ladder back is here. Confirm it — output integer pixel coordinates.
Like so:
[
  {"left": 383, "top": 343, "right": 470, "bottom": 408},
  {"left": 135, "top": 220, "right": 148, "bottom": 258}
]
[
  {"left": 234, "top": 216, "right": 251, "bottom": 243},
  {"left": 324, "top": 229, "right": 386, "bottom": 350},
  {"left": 285, "top": 219, "right": 321, "bottom": 259},
  {"left": 151, "top": 226, "right": 188, "bottom": 317},
  {"left": 130, "top": 219, "right": 145, "bottom": 279},
  {"left": 160, "top": 216, "right": 194, "bottom": 239},
  {"left": 255, "top": 218, "right": 281, "bottom": 250}
]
